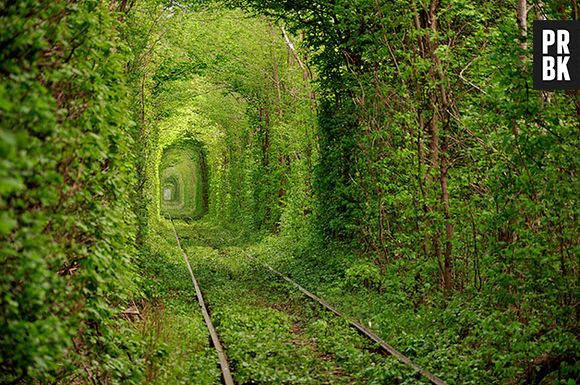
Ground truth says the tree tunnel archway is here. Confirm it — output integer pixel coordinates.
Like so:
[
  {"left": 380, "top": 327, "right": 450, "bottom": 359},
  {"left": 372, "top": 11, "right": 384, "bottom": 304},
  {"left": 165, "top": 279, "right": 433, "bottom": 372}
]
[
  {"left": 159, "top": 139, "right": 209, "bottom": 219},
  {"left": 162, "top": 175, "right": 180, "bottom": 204}
]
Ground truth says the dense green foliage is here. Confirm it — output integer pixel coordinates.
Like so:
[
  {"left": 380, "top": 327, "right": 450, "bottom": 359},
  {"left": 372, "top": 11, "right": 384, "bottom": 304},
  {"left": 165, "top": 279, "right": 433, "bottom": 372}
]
[
  {"left": 0, "top": 1, "right": 145, "bottom": 383},
  {"left": 1, "top": 0, "right": 578, "bottom": 384},
  {"left": 129, "top": 1, "right": 317, "bottom": 235},
  {"left": 137, "top": 0, "right": 578, "bottom": 383},
  {"left": 229, "top": 1, "right": 579, "bottom": 382},
  {"left": 234, "top": 0, "right": 578, "bottom": 297}
]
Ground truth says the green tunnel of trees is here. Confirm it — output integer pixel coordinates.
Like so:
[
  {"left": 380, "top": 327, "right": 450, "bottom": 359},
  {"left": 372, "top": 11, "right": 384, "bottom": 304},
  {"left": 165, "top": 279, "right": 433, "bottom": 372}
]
[
  {"left": 159, "top": 140, "right": 208, "bottom": 219},
  {"left": 0, "top": 0, "right": 578, "bottom": 384}
]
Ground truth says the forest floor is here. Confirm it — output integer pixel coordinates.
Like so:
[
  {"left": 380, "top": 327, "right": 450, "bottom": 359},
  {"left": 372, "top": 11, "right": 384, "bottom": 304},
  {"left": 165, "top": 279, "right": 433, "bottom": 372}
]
[
  {"left": 137, "top": 219, "right": 577, "bottom": 385},
  {"left": 138, "top": 219, "right": 430, "bottom": 384}
]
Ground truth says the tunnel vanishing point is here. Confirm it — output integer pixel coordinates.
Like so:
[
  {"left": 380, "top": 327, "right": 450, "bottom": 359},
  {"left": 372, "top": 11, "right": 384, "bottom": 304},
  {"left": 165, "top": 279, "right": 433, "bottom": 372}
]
[{"left": 159, "top": 139, "right": 209, "bottom": 219}]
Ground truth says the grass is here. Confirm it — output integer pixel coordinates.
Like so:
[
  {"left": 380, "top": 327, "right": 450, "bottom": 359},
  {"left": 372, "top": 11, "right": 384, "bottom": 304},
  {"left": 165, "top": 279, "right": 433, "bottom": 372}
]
[
  {"left": 137, "top": 217, "right": 577, "bottom": 384},
  {"left": 136, "top": 222, "right": 221, "bottom": 384},
  {"left": 174, "top": 219, "right": 425, "bottom": 384},
  {"left": 242, "top": 228, "right": 579, "bottom": 385}
]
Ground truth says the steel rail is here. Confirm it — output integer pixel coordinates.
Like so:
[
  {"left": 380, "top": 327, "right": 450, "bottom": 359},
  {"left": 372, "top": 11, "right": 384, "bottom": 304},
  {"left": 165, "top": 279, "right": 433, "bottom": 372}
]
[
  {"left": 170, "top": 219, "right": 235, "bottom": 385},
  {"left": 246, "top": 255, "right": 449, "bottom": 385}
]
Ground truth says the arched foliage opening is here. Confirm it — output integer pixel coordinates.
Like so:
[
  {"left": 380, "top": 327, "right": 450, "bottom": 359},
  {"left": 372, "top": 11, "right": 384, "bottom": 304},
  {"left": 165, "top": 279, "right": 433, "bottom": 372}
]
[{"left": 159, "top": 139, "right": 208, "bottom": 219}]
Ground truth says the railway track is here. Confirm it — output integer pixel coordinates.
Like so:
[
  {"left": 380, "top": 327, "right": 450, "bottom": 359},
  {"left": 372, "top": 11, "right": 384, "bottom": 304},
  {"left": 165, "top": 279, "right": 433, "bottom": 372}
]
[
  {"left": 170, "top": 219, "right": 234, "bottom": 385},
  {"left": 171, "top": 219, "right": 448, "bottom": 385}
]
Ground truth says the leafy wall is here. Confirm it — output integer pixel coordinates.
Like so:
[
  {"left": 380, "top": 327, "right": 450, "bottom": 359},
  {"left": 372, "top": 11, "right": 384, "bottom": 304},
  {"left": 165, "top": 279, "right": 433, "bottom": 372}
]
[{"left": 0, "top": 0, "right": 143, "bottom": 383}]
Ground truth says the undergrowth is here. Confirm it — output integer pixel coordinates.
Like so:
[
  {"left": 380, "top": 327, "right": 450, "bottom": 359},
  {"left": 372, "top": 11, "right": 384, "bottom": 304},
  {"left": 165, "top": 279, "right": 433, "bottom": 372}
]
[
  {"left": 248, "top": 228, "right": 579, "bottom": 385},
  {"left": 137, "top": 224, "right": 221, "bottom": 384}
]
